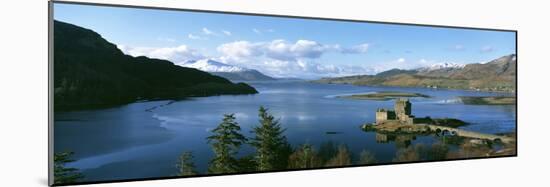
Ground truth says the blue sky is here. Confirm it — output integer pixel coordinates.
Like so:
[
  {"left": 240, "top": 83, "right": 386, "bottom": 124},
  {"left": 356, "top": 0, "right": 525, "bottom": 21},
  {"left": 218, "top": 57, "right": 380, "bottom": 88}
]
[{"left": 54, "top": 3, "right": 516, "bottom": 78}]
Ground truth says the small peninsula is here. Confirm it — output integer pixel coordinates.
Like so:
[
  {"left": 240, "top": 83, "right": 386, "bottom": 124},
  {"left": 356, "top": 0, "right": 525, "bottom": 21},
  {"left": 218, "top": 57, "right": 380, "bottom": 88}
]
[
  {"left": 459, "top": 96, "right": 516, "bottom": 105},
  {"left": 338, "top": 91, "right": 430, "bottom": 101}
]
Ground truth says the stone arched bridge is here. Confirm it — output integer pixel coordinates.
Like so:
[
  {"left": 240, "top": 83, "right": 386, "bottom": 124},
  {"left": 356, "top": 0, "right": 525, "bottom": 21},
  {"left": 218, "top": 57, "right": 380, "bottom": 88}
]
[{"left": 419, "top": 124, "right": 515, "bottom": 144}]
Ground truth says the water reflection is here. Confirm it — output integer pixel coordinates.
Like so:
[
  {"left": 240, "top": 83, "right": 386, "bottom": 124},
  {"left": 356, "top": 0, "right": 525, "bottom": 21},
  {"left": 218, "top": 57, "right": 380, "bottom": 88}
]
[{"left": 375, "top": 133, "right": 416, "bottom": 149}]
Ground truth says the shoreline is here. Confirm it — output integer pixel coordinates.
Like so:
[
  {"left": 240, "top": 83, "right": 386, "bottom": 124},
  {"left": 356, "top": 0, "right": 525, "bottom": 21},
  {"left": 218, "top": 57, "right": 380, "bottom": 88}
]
[{"left": 311, "top": 81, "right": 516, "bottom": 95}]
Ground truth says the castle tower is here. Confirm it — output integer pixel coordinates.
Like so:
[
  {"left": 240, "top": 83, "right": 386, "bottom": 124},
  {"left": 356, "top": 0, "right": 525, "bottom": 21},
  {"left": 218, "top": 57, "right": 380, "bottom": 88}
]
[
  {"left": 395, "top": 98, "right": 414, "bottom": 124},
  {"left": 395, "top": 98, "right": 411, "bottom": 116}
]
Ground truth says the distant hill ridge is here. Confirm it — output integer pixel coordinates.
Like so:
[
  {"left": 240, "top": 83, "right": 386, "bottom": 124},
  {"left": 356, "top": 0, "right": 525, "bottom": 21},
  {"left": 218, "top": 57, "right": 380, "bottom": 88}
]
[
  {"left": 315, "top": 54, "right": 516, "bottom": 92},
  {"left": 53, "top": 20, "right": 257, "bottom": 110}
]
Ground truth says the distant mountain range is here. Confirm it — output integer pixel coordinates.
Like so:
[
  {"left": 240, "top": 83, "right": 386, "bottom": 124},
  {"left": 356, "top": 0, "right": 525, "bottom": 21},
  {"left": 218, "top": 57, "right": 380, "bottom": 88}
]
[
  {"left": 314, "top": 54, "right": 516, "bottom": 92},
  {"left": 418, "top": 62, "right": 465, "bottom": 72},
  {"left": 53, "top": 20, "right": 257, "bottom": 110},
  {"left": 180, "top": 59, "right": 276, "bottom": 81}
]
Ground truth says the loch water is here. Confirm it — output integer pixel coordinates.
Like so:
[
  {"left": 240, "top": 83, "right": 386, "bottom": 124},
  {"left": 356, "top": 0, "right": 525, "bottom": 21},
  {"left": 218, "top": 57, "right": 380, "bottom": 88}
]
[{"left": 54, "top": 80, "right": 516, "bottom": 181}]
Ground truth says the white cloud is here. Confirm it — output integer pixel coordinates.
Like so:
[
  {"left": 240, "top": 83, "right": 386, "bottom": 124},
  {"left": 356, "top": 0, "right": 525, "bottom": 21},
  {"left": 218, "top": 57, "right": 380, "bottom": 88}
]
[
  {"left": 217, "top": 41, "right": 263, "bottom": 61},
  {"left": 452, "top": 44, "right": 465, "bottom": 51},
  {"left": 217, "top": 39, "right": 340, "bottom": 62},
  {"left": 369, "top": 58, "right": 418, "bottom": 73},
  {"left": 253, "top": 28, "right": 262, "bottom": 34},
  {"left": 214, "top": 39, "right": 379, "bottom": 78},
  {"left": 265, "top": 39, "right": 340, "bottom": 60},
  {"left": 252, "top": 28, "right": 276, "bottom": 35},
  {"left": 118, "top": 39, "right": 379, "bottom": 79},
  {"left": 419, "top": 59, "right": 428, "bottom": 64},
  {"left": 222, "top": 30, "right": 232, "bottom": 36},
  {"left": 157, "top": 37, "right": 176, "bottom": 43},
  {"left": 117, "top": 44, "right": 205, "bottom": 63},
  {"left": 480, "top": 45, "right": 494, "bottom": 53},
  {"left": 218, "top": 40, "right": 371, "bottom": 62},
  {"left": 253, "top": 59, "right": 375, "bottom": 79},
  {"left": 343, "top": 43, "right": 370, "bottom": 54},
  {"left": 202, "top": 27, "right": 216, "bottom": 35},
  {"left": 188, "top": 34, "right": 205, "bottom": 40}
]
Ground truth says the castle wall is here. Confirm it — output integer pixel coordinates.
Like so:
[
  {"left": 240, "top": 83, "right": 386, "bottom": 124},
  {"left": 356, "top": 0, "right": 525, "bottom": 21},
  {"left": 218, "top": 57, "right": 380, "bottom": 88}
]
[
  {"left": 375, "top": 111, "right": 388, "bottom": 124},
  {"left": 397, "top": 113, "right": 414, "bottom": 125},
  {"left": 376, "top": 109, "right": 397, "bottom": 124}
]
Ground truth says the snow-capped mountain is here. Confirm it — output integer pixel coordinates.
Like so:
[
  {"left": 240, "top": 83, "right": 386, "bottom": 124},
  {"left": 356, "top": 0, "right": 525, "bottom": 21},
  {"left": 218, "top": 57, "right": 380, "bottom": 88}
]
[
  {"left": 418, "top": 62, "right": 466, "bottom": 71},
  {"left": 181, "top": 59, "right": 247, "bottom": 72},
  {"left": 179, "top": 59, "right": 275, "bottom": 81}
]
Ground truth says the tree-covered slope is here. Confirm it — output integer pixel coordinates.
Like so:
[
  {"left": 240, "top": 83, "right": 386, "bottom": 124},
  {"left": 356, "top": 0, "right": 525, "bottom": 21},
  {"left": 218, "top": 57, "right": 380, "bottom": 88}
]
[{"left": 53, "top": 20, "right": 257, "bottom": 110}]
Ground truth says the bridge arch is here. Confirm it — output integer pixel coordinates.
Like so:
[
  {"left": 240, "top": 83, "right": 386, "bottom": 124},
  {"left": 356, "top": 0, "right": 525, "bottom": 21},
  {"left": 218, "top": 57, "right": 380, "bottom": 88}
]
[
  {"left": 450, "top": 131, "right": 458, "bottom": 136},
  {"left": 423, "top": 124, "right": 514, "bottom": 143}
]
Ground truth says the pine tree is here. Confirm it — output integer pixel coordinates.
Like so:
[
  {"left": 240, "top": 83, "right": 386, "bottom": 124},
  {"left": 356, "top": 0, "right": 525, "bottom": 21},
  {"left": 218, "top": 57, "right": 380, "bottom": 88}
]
[
  {"left": 393, "top": 144, "right": 424, "bottom": 162},
  {"left": 288, "top": 144, "right": 322, "bottom": 169},
  {"left": 358, "top": 150, "right": 377, "bottom": 165},
  {"left": 325, "top": 144, "right": 352, "bottom": 167},
  {"left": 54, "top": 151, "right": 84, "bottom": 184},
  {"left": 207, "top": 114, "right": 247, "bottom": 174},
  {"left": 250, "top": 106, "right": 291, "bottom": 171},
  {"left": 176, "top": 151, "right": 198, "bottom": 176},
  {"left": 318, "top": 141, "right": 338, "bottom": 164}
]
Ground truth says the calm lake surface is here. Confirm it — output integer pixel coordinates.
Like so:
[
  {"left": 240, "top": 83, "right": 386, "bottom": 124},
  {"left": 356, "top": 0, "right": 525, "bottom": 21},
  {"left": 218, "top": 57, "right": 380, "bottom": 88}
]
[{"left": 54, "top": 81, "right": 516, "bottom": 181}]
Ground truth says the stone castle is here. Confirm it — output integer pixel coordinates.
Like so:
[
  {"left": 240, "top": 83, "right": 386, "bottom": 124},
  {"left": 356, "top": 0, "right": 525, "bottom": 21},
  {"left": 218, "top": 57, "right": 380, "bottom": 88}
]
[
  {"left": 370, "top": 98, "right": 516, "bottom": 144},
  {"left": 375, "top": 98, "right": 416, "bottom": 125}
]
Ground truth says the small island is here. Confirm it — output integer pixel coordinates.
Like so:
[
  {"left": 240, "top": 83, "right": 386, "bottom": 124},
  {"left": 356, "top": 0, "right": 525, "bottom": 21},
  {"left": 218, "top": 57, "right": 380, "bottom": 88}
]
[
  {"left": 459, "top": 96, "right": 516, "bottom": 105},
  {"left": 338, "top": 91, "right": 430, "bottom": 101},
  {"left": 361, "top": 98, "right": 515, "bottom": 144}
]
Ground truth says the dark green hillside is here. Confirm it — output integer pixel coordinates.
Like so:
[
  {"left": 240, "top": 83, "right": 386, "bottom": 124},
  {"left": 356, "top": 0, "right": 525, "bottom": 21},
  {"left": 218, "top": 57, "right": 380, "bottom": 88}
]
[{"left": 53, "top": 20, "right": 257, "bottom": 110}]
